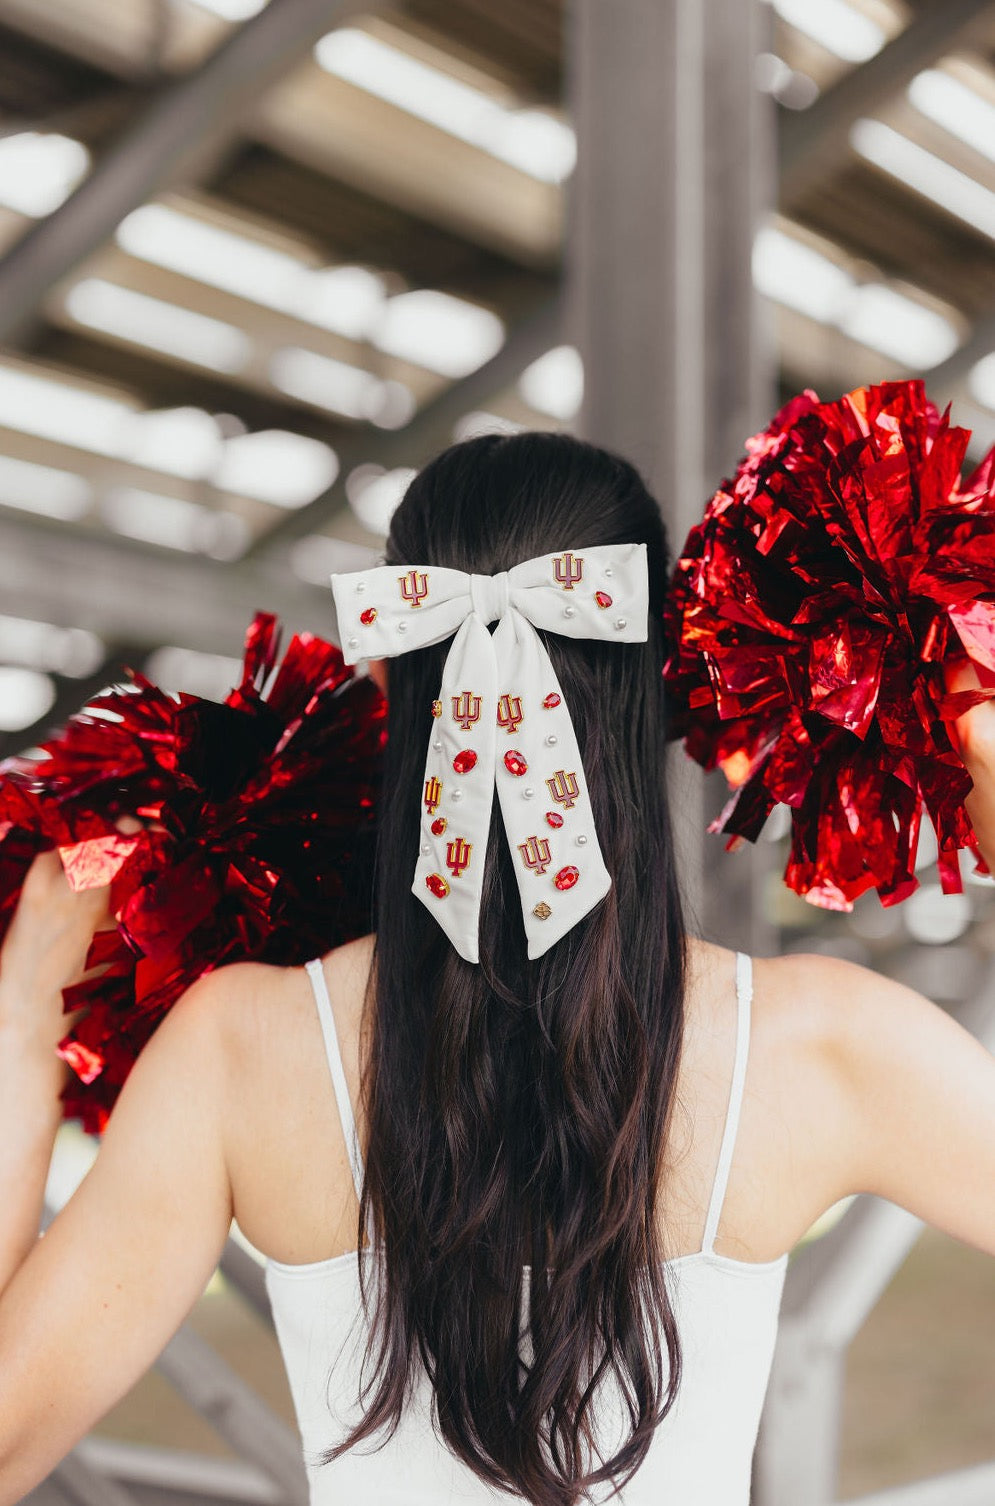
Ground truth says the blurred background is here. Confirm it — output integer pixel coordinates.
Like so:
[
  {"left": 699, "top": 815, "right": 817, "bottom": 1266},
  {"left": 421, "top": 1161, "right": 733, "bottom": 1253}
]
[{"left": 4, "top": 0, "right": 995, "bottom": 1503}]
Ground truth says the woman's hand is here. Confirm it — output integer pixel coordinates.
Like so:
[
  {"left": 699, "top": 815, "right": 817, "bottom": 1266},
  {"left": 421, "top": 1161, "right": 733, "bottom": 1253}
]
[
  {"left": 0, "top": 814, "right": 144, "bottom": 1054},
  {"left": 0, "top": 850, "right": 112, "bottom": 1057},
  {"left": 947, "top": 656, "right": 995, "bottom": 876}
]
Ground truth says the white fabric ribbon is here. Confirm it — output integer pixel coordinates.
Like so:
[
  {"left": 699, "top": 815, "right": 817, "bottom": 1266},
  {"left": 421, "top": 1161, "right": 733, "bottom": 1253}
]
[{"left": 330, "top": 544, "right": 649, "bottom": 963}]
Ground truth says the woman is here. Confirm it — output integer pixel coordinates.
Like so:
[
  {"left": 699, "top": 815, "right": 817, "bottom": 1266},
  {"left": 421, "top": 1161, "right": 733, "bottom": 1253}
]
[{"left": 1, "top": 431, "right": 994, "bottom": 1506}]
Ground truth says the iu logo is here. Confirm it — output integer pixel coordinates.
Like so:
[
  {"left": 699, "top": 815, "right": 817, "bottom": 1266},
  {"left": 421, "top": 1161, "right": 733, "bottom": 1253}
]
[
  {"left": 446, "top": 836, "right": 472, "bottom": 877},
  {"left": 399, "top": 569, "right": 429, "bottom": 608},
  {"left": 546, "top": 769, "right": 580, "bottom": 809},
  {"left": 452, "top": 690, "right": 482, "bottom": 730},
  {"left": 518, "top": 835, "right": 551, "bottom": 876},
  {"left": 496, "top": 693, "right": 524, "bottom": 734},
  {"left": 553, "top": 552, "right": 583, "bottom": 590},
  {"left": 424, "top": 776, "right": 442, "bottom": 814}
]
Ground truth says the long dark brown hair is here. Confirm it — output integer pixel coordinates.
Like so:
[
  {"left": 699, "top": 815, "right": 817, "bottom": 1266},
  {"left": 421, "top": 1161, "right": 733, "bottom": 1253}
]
[{"left": 326, "top": 431, "right": 687, "bottom": 1504}]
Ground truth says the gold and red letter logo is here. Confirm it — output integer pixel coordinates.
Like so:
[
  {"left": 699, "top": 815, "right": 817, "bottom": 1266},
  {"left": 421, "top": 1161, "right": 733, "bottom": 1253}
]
[
  {"left": 546, "top": 769, "right": 580, "bottom": 809},
  {"left": 424, "top": 776, "right": 443, "bottom": 814},
  {"left": 496, "top": 693, "right": 524, "bottom": 734},
  {"left": 518, "top": 835, "right": 552, "bottom": 875},
  {"left": 399, "top": 569, "right": 429, "bottom": 607},
  {"left": 446, "top": 836, "right": 472, "bottom": 877},
  {"left": 452, "top": 690, "right": 482, "bottom": 729},
  {"left": 552, "top": 552, "right": 583, "bottom": 590}
]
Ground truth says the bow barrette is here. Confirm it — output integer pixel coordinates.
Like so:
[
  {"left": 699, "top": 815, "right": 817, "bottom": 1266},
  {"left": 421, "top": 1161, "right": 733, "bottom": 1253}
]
[{"left": 330, "top": 544, "right": 649, "bottom": 963}]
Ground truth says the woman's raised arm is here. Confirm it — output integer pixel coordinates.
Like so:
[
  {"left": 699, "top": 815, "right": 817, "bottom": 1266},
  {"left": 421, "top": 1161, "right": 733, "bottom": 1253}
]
[
  {"left": 818, "top": 679, "right": 995, "bottom": 1260},
  {"left": 0, "top": 855, "right": 235, "bottom": 1506}
]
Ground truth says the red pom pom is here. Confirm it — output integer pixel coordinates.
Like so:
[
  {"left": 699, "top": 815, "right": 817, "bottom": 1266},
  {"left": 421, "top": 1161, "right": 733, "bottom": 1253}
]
[
  {"left": 0, "top": 613, "right": 386, "bottom": 1129},
  {"left": 665, "top": 380, "right": 995, "bottom": 910}
]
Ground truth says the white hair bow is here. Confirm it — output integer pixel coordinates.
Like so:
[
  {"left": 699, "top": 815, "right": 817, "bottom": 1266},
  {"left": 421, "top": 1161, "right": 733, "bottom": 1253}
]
[{"left": 330, "top": 544, "right": 649, "bottom": 963}]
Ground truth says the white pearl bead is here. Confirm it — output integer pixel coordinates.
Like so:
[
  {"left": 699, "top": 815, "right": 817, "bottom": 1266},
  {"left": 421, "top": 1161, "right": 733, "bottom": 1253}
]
[
  {"left": 563, "top": 605, "right": 576, "bottom": 618},
  {"left": 421, "top": 842, "right": 430, "bottom": 854},
  {"left": 347, "top": 637, "right": 359, "bottom": 649},
  {"left": 615, "top": 617, "right": 627, "bottom": 630},
  {"left": 451, "top": 789, "right": 463, "bottom": 802},
  {"left": 576, "top": 834, "right": 588, "bottom": 846},
  {"left": 433, "top": 739, "right": 442, "bottom": 751},
  {"left": 523, "top": 787, "right": 535, "bottom": 798},
  {"left": 356, "top": 581, "right": 366, "bottom": 593},
  {"left": 398, "top": 621, "right": 408, "bottom": 633},
  {"left": 546, "top": 733, "right": 558, "bottom": 747},
  {"left": 604, "top": 566, "right": 613, "bottom": 577}
]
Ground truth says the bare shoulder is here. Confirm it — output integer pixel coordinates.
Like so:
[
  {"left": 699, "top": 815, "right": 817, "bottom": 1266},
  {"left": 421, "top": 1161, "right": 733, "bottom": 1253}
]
[
  {"left": 196, "top": 940, "right": 376, "bottom": 1261},
  {"left": 675, "top": 940, "right": 860, "bottom": 1256},
  {"left": 755, "top": 951, "right": 995, "bottom": 1258}
]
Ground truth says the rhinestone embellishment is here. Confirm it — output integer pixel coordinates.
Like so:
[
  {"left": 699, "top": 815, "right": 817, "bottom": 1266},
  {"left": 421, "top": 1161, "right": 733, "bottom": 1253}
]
[
  {"left": 554, "top": 865, "right": 579, "bottom": 891},
  {"left": 453, "top": 750, "right": 478, "bottom": 774},
  {"left": 533, "top": 901, "right": 552, "bottom": 920},
  {"left": 545, "top": 811, "right": 564, "bottom": 829},
  {"left": 504, "top": 750, "right": 528, "bottom": 777},
  {"left": 431, "top": 817, "right": 448, "bottom": 836},
  {"left": 431, "top": 699, "right": 442, "bottom": 718},
  {"left": 359, "top": 607, "right": 378, "bottom": 625},
  {"left": 426, "top": 873, "right": 450, "bottom": 898},
  {"left": 542, "top": 693, "right": 561, "bottom": 709},
  {"left": 594, "top": 592, "right": 612, "bottom": 609}
]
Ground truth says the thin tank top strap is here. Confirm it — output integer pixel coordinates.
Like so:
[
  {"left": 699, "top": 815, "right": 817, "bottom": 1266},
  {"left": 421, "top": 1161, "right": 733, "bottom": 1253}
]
[
  {"left": 304, "top": 957, "right": 366, "bottom": 1207},
  {"left": 700, "top": 951, "right": 753, "bottom": 1256}
]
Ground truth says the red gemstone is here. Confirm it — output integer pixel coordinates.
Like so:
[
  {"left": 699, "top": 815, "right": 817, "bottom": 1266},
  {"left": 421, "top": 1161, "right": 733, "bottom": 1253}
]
[
  {"left": 594, "top": 591, "right": 612, "bottom": 610},
  {"left": 359, "top": 606, "right": 378, "bottom": 625},
  {"left": 453, "top": 749, "right": 477, "bottom": 774},
  {"left": 542, "top": 693, "right": 561, "bottom": 709},
  {"left": 425, "top": 873, "right": 450, "bottom": 898},
  {"left": 504, "top": 750, "right": 528, "bottom": 777},
  {"left": 431, "top": 816, "right": 447, "bottom": 836},
  {"left": 554, "top": 865, "right": 579, "bottom": 891},
  {"left": 545, "top": 811, "right": 564, "bottom": 829}
]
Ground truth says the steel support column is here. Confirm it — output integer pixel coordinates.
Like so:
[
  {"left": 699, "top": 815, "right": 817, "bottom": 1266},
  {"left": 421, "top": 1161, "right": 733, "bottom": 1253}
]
[
  {"left": 0, "top": 0, "right": 381, "bottom": 343},
  {"left": 700, "top": 0, "right": 777, "bottom": 955},
  {"left": 568, "top": 0, "right": 774, "bottom": 948},
  {"left": 568, "top": 0, "right": 707, "bottom": 921}
]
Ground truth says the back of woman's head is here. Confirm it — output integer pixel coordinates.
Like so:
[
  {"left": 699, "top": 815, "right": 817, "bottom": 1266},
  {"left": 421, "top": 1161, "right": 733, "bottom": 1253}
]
[{"left": 328, "top": 431, "right": 688, "bottom": 1505}]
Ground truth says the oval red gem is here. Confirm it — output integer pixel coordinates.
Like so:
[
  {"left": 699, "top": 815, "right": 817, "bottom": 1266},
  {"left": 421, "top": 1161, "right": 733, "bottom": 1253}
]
[
  {"left": 359, "top": 606, "right": 378, "bottom": 625},
  {"left": 554, "top": 865, "right": 579, "bottom": 891},
  {"left": 453, "top": 749, "right": 477, "bottom": 774},
  {"left": 545, "top": 811, "right": 564, "bottom": 829},
  {"left": 431, "top": 817, "right": 447, "bottom": 836},
  {"left": 426, "top": 872, "right": 450, "bottom": 898},
  {"left": 504, "top": 750, "right": 528, "bottom": 777},
  {"left": 542, "top": 693, "right": 561, "bottom": 709},
  {"left": 594, "top": 592, "right": 612, "bottom": 609}
]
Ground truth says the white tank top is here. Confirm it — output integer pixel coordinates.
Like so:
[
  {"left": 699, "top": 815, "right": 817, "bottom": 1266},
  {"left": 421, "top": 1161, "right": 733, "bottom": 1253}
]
[{"left": 265, "top": 952, "right": 788, "bottom": 1504}]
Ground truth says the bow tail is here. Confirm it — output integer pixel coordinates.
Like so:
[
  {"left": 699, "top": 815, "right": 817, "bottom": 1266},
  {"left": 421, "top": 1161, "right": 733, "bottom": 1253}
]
[
  {"left": 412, "top": 614, "right": 497, "bottom": 964},
  {"left": 492, "top": 613, "right": 611, "bottom": 960}
]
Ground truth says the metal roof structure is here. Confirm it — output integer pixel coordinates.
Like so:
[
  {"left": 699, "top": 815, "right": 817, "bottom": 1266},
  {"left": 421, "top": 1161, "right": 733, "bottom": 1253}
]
[{"left": 0, "top": 0, "right": 993, "bottom": 753}]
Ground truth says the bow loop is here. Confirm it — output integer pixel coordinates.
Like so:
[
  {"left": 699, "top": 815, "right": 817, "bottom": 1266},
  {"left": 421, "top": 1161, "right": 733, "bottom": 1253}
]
[{"left": 330, "top": 544, "right": 649, "bottom": 963}]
